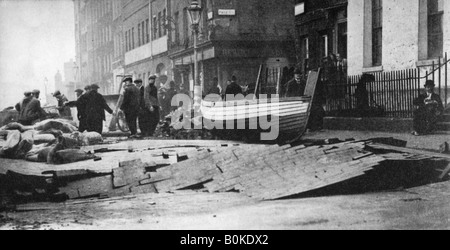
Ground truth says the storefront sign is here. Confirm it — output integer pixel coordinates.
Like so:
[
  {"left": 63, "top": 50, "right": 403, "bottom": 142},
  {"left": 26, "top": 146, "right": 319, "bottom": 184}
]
[{"left": 218, "top": 9, "right": 236, "bottom": 16}]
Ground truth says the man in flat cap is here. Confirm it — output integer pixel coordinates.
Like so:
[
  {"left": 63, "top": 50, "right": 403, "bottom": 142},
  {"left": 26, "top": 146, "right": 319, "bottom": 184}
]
[
  {"left": 84, "top": 84, "right": 113, "bottom": 134},
  {"left": 15, "top": 91, "right": 34, "bottom": 125},
  {"left": 412, "top": 80, "right": 444, "bottom": 136},
  {"left": 120, "top": 78, "right": 141, "bottom": 138},
  {"left": 134, "top": 79, "right": 149, "bottom": 137},
  {"left": 53, "top": 90, "right": 72, "bottom": 119},
  {"left": 65, "top": 88, "right": 89, "bottom": 132},
  {"left": 143, "top": 75, "right": 160, "bottom": 136},
  {"left": 15, "top": 89, "right": 46, "bottom": 125},
  {"left": 74, "top": 89, "right": 84, "bottom": 99},
  {"left": 282, "top": 68, "right": 306, "bottom": 98}
]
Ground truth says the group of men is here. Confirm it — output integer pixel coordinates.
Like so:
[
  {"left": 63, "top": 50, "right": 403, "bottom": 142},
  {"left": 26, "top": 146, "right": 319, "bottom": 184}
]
[
  {"left": 120, "top": 75, "right": 160, "bottom": 138},
  {"left": 15, "top": 90, "right": 46, "bottom": 126}
]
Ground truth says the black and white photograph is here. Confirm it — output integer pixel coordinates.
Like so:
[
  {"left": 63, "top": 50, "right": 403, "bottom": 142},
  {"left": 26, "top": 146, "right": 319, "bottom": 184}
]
[{"left": 0, "top": 0, "right": 449, "bottom": 232}]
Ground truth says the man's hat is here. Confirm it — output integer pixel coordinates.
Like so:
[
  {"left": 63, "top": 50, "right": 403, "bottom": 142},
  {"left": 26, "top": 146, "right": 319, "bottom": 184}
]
[
  {"left": 425, "top": 80, "right": 435, "bottom": 88},
  {"left": 134, "top": 79, "right": 143, "bottom": 84},
  {"left": 148, "top": 75, "right": 157, "bottom": 80},
  {"left": 24, "top": 91, "right": 32, "bottom": 96},
  {"left": 75, "top": 89, "right": 84, "bottom": 93},
  {"left": 91, "top": 84, "right": 100, "bottom": 89},
  {"left": 123, "top": 77, "right": 133, "bottom": 83},
  {"left": 84, "top": 85, "right": 91, "bottom": 90},
  {"left": 53, "top": 90, "right": 61, "bottom": 97},
  {"left": 32, "top": 89, "right": 40, "bottom": 94}
]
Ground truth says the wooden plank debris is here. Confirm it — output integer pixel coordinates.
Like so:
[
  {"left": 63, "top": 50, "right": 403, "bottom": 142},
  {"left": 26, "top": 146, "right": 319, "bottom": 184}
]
[
  {"left": 2, "top": 138, "right": 447, "bottom": 203},
  {"left": 367, "top": 143, "right": 450, "bottom": 160}
]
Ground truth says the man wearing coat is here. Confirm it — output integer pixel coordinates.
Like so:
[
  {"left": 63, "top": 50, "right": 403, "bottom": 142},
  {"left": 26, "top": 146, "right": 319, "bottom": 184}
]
[
  {"left": 135, "top": 79, "right": 150, "bottom": 137},
  {"left": 120, "top": 78, "right": 141, "bottom": 138},
  {"left": 16, "top": 90, "right": 46, "bottom": 125},
  {"left": 412, "top": 80, "right": 444, "bottom": 136},
  {"left": 53, "top": 90, "right": 72, "bottom": 119},
  {"left": 144, "top": 75, "right": 160, "bottom": 136},
  {"left": 15, "top": 91, "right": 34, "bottom": 125},
  {"left": 84, "top": 84, "right": 113, "bottom": 134}
]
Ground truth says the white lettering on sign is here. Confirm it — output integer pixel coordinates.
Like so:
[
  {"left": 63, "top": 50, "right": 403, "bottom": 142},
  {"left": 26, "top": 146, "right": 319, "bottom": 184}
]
[
  {"left": 218, "top": 9, "right": 236, "bottom": 16},
  {"left": 295, "top": 3, "right": 305, "bottom": 16}
]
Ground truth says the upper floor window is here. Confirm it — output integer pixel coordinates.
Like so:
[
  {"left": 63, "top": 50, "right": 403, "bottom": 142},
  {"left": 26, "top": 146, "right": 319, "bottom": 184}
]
[
  {"left": 372, "top": 0, "right": 383, "bottom": 66},
  {"left": 428, "top": 0, "right": 444, "bottom": 59}
]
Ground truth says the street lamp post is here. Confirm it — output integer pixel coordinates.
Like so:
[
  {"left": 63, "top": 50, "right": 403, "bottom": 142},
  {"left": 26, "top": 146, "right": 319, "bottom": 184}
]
[{"left": 188, "top": 0, "right": 203, "bottom": 109}]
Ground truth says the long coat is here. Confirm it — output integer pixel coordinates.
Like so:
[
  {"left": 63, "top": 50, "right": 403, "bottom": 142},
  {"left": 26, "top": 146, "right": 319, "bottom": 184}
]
[
  {"left": 85, "top": 91, "right": 113, "bottom": 122},
  {"left": 121, "top": 85, "right": 141, "bottom": 115},
  {"left": 16, "top": 97, "right": 46, "bottom": 125},
  {"left": 57, "top": 95, "right": 72, "bottom": 118},
  {"left": 225, "top": 82, "right": 243, "bottom": 96}
]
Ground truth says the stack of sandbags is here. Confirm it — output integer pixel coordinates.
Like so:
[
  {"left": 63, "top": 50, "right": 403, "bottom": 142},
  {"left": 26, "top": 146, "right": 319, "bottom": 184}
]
[
  {"left": 33, "top": 119, "right": 77, "bottom": 134},
  {"left": 0, "top": 130, "right": 33, "bottom": 159},
  {"left": 70, "top": 131, "right": 103, "bottom": 146}
]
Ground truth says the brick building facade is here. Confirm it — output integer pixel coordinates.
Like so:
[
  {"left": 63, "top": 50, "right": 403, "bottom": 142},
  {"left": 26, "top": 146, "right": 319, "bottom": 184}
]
[{"left": 75, "top": 0, "right": 298, "bottom": 95}]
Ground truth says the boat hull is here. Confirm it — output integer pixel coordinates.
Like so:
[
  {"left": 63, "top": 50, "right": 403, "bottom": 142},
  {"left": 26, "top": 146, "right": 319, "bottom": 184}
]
[{"left": 201, "top": 97, "right": 312, "bottom": 141}]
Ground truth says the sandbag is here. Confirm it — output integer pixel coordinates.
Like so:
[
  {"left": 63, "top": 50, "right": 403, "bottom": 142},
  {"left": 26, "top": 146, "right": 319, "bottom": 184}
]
[
  {"left": 2, "top": 130, "right": 21, "bottom": 151},
  {"left": 33, "top": 119, "right": 77, "bottom": 134},
  {"left": 34, "top": 134, "right": 56, "bottom": 145},
  {"left": 25, "top": 146, "right": 53, "bottom": 163},
  {"left": 0, "top": 130, "right": 21, "bottom": 158},
  {"left": 14, "top": 130, "right": 35, "bottom": 159},
  {"left": 53, "top": 149, "right": 96, "bottom": 164},
  {"left": 0, "top": 122, "right": 33, "bottom": 133},
  {"left": 54, "top": 119, "right": 77, "bottom": 128},
  {"left": 71, "top": 131, "right": 103, "bottom": 146},
  {"left": 0, "top": 130, "right": 9, "bottom": 138}
]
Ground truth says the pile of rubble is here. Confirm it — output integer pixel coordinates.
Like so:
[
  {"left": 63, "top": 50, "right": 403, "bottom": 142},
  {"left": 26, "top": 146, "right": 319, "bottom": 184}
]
[{"left": 1, "top": 137, "right": 449, "bottom": 208}]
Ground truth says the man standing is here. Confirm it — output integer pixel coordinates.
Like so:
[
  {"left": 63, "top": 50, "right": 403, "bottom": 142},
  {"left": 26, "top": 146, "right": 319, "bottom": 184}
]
[
  {"left": 120, "top": 78, "right": 141, "bottom": 138},
  {"left": 144, "top": 75, "right": 160, "bottom": 136},
  {"left": 17, "top": 90, "right": 46, "bottom": 125},
  {"left": 53, "top": 90, "right": 72, "bottom": 119},
  {"left": 77, "top": 85, "right": 92, "bottom": 132},
  {"left": 207, "top": 77, "right": 221, "bottom": 96},
  {"left": 283, "top": 68, "right": 306, "bottom": 98},
  {"left": 225, "top": 76, "right": 243, "bottom": 98},
  {"left": 135, "top": 79, "right": 149, "bottom": 137},
  {"left": 412, "top": 80, "right": 444, "bottom": 136},
  {"left": 15, "top": 91, "right": 34, "bottom": 125},
  {"left": 65, "top": 86, "right": 90, "bottom": 132},
  {"left": 85, "top": 84, "right": 113, "bottom": 134}
]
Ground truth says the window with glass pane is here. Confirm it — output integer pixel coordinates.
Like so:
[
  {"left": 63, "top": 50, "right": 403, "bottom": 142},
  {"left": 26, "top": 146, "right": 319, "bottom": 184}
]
[
  {"left": 163, "top": 9, "right": 167, "bottom": 36},
  {"left": 153, "top": 16, "right": 157, "bottom": 40},
  {"left": 338, "top": 22, "right": 348, "bottom": 58},
  {"left": 142, "top": 21, "right": 145, "bottom": 44},
  {"left": 138, "top": 23, "right": 141, "bottom": 47},
  {"left": 428, "top": 0, "right": 443, "bottom": 59},
  {"left": 146, "top": 19, "right": 150, "bottom": 43},
  {"left": 372, "top": 0, "right": 382, "bottom": 66}
]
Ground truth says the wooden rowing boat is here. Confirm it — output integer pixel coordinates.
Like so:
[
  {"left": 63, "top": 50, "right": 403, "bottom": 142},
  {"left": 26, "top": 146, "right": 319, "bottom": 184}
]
[{"left": 201, "top": 69, "right": 321, "bottom": 142}]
